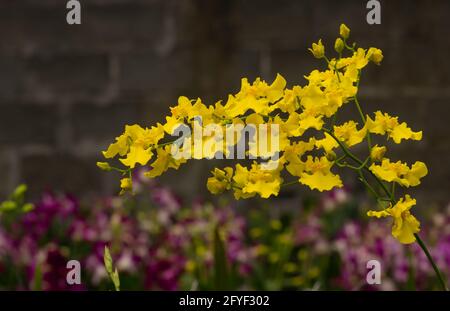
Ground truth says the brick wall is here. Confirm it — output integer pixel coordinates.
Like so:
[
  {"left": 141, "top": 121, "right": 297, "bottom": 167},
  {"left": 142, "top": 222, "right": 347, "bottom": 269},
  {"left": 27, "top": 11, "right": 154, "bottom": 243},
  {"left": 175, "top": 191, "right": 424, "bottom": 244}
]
[{"left": 0, "top": 0, "right": 449, "bottom": 205}]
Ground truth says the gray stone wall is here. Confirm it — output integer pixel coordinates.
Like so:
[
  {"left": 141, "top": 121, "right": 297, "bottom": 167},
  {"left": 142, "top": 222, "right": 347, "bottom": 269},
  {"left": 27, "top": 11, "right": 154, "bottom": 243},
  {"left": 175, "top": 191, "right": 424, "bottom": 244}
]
[{"left": 0, "top": 0, "right": 449, "bottom": 205}]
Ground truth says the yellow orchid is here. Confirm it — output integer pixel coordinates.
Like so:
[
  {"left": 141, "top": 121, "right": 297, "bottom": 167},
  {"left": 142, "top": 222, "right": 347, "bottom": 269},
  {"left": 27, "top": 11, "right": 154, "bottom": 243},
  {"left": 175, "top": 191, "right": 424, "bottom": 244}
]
[
  {"left": 370, "top": 159, "right": 427, "bottom": 187},
  {"left": 232, "top": 163, "right": 282, "bottom": 199},
  {"left": 367, "top": 195, "right": 420, "bottom": 244},
  {"left": 333, "top": 121, "right": 367, "bottom": 147},
  {"left": 276, "top": 85, "right": 302, "bottom": 113},
  {"left": 206, "top": 167, "right": 233, "bottom": 194},
  {"left": 102, "top": 124, "right": 144, "bottom": 158},
  {"left": 102, "top": 133, "right": 129, "bottom": 159},
  {"left": 170, "top": 96, "right": 193, "bottom": 119},
  {"left": 119, "top": 145, "right": 152, "bottom": 169},
  {"left": 367, "top": 47, "right": 383, "bottom": 65},
  {"left": 366, "top": 111, "right": 422, "bottom": 143},
  {"left": 145, "top": 145, "right": 186, "bottom": 178},
  {"left": 225, "top": 74, "right": 287, "bottom": 117},
  {"left": 99, "top": 23, "right": 448, "bottom": 290},
  {"left": 284, "top": 139, "right": 316, "bottom": 176},
  {"left": 298, "top": 156, "right": 343, "bottom": 192},
  {"left": 370, "top": 144, "right": 387, "bottom": 162},
  {"left": 315, "top": 132, "right": 338, "bottom": 154}
]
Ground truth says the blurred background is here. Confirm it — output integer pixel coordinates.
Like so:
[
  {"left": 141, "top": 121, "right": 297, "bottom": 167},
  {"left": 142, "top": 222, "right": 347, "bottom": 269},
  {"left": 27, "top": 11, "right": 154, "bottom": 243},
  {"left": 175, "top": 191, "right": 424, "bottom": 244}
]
[
  {"left": 0, "top": 0, "right": 449, "bottom": 204},
  {"left": 1, "top": 0, "right": 450, "bottom": 291}
]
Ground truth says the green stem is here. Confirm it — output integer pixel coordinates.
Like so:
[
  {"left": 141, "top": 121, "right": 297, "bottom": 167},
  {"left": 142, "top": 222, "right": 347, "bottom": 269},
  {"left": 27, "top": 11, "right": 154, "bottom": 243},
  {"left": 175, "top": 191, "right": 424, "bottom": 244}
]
[
  {"left": 110, "top": 166, "right": 127, "bottom": 174},
  {"left": 353, "top": 73, "right": 372, "bottom": 150},
  {"left": 344, "top": 156, "right": 370, "bottom": 170},
  {"left": 281, "top": 180, "right": 299, "bottom": 187},
  {"left": 324, "top": 129, "right": 391, "bottom": 201},
  {"left": 343, "top": 39, "right": 355, "bottom": 52},
  {"left": 357, "top": 170, "right": 379, "bottom": 200},
  {"left": 354, "top": 95, "right": 365, "bottom": 123},
  {"left": 335, "top": 154, "right": 347, "bottom": 163},
  {"left": 415, "top": 233, "right": 448, "bottom": 291},
  {"left": 330, "top": 112, "right": 337, "bottom": 128}
]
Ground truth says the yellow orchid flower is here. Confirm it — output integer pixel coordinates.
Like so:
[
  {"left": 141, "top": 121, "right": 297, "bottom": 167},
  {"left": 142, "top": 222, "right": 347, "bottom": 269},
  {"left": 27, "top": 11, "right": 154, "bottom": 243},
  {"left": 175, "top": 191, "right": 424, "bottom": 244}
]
[
  {"left": 298, "top": 156, "right": 343, "bottom": 192},
  {"left": 370, "top": 159, "right": 428, "bottom": 187},
  {"left": 333, "top": 121, "right": 367, "bottom": 147},
  {"left": 366, "top": 111, "right": 422, "bottom": 143},
  {"left": 367, "top": 195, "right": 420, "bottom": 244},
  {"left": 231, "top": 163, "right": 282, "bottom": 199},
  {"left": 145, "top": 145, "right": 186, "bottom": 178},
  {"left": 119, "top": 177, "right": 132, "bottom": 195},
  {"left": 119, "top": 145, "right": 152, "bottom": 169}
]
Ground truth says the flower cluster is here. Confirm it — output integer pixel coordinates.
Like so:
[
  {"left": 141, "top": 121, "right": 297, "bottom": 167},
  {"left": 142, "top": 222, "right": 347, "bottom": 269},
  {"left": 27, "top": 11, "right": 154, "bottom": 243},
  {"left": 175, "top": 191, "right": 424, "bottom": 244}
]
[{"left": 99, "top": 24, "right": 428, "bottom": 247}]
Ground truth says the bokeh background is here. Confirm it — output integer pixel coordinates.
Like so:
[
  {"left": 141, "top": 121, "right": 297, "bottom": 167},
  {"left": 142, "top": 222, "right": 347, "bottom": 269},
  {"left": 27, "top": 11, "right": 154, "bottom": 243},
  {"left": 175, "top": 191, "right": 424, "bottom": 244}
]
[{"left": 0, "top": 0, "right": 449, "bottom": 206}]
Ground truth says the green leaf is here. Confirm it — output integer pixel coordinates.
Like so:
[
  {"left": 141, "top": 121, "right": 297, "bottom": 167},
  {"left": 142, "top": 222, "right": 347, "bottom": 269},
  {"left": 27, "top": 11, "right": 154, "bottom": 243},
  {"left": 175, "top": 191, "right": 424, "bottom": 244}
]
[
  {"left": 12, "top": 184, "right": 27, "bottom": 201},
  {"left": 112, "top": 268, "right": 121, "bottom": 291},
  {"left": 103, "top": 246, "right": 120, "bottom": 291},
  {"left": 22, "top": 203, "right": 35, "bottom": 213},
  {"left": 103, "top": 246, "right": 113, "bottom": 275},
  {"left": 0, "top": 200, "right": 17, "bottom": 212},
  {"left": 213, "top": 226, "right": 230, "bottom": 290},
  {"left": 32, "top": 263, "right": 43, "bottom": 291}
]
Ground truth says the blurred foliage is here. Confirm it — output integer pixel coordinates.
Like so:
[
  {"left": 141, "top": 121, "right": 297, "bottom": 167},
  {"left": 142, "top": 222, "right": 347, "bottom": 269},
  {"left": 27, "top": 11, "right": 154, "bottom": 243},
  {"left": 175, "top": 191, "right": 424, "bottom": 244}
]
[{"left": 0, "top": 179, "right": 448, "bottom": 290}]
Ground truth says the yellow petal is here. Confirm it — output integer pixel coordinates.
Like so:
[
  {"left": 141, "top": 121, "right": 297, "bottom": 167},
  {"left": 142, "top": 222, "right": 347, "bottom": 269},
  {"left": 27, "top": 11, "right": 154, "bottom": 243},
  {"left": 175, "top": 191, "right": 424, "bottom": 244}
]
[
  {"left": 390, "top": 122, "right": 422, "bottom": 144},
  {"left": 370, "top": 144, "right": 386, "bottom": 162},
  {"left": 163, "top": 116, "right": 183, "bottom": 135},
  {"left": 299, "top": 171, "right": 342, "bottom": 192},
  {"left": 119, "top": 145, "right": 152, "bottom": 168},
  {"left": 369, "top": 162, "right": 398, "bottom": 182},
  {"left": 405, "top": 161, "right": 428, "bottom": 187},
  {"left": 367, "top": 209, "right": 391, "bottom": 218},
  {"left": 144, "top": 147, "right": 173, "bottom": 178},
  {"left": 315, "top": 132, "right": 339, "bottom": 153},
  {"left": 244, "top": 180, "right": 280, "bottom": 198},
  {"left": 392, "top": 212, "right": 420, "bottom": 244},
  {"left": 102, "top": 134, "right": 128, "bottom": 158},
  {"left": 267, "top": 73, "right": 286, "bottom": 102}
]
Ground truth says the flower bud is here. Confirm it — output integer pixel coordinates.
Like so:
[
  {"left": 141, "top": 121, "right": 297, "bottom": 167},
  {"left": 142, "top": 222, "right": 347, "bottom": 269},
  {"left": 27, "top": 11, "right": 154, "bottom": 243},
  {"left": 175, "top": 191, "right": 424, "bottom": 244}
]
[
  {"left": 309, "top": 39, "right": 325, "bottom": 59},
  {"left": 326, "top": 150, "right": 337, "bottom": 161},
  {"left": 367, "top": 47, "right": 383, "bottom": 65},
  {"left": 334, "top": 38, "right": 344, "bottom": 53},
  {"left": 97, "top": 161, "right": 112, "bottom": 171},
  {"left": 370, "top": 144, "right": 386, "bottom": 162},
  {"left": 340, "top": 23, "right": 350, "bottom": 39},
  {"left": 119, "top": 177, "right": 132, "bottom": 195}
]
